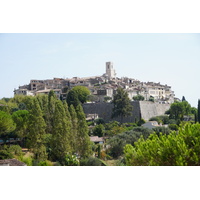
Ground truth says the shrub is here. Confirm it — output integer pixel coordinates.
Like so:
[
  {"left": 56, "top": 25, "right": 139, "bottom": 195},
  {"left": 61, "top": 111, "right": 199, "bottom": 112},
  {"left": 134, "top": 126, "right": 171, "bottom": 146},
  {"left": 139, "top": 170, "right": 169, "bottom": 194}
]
[
  {"left": 124, "top": 123, "right": 200, "bottom": 166},
  {"left": 94, "top": 118, "right": 105, "bottom": 125},
  {"left": 19, "top": 156, "right": 33, "bottom": 166},
  {"left": 65, "top": 154, "right": 79, "bottom": 166},
  {"left": 80, "top": 157, "right": 107, "bottom": 166},
  {"left": 152, "top": 126, "right": 171, "bottom": 135},
  {"left": 92, "top": 124, "right": 105, "bottom": 137},
  {"left": 0, "top": 150, "right": 13, "bottom": 160},
  {"left": 8, "top": 145, "right": 23, "bottom": 156},
  {"left": 137, "top": 118, "right": 145, "bottom": 126},
  {"left": 37, "top": 160, "right": 53, "bottom": 166},
  {"left": 133, "top": 95, "right": 144, "bottom": 101},
  {"left": 107, "top": 127, "right": 153, "bottom": 158},
  {"left": 168, "top": 124, "right": 179, "bottom": 131}
]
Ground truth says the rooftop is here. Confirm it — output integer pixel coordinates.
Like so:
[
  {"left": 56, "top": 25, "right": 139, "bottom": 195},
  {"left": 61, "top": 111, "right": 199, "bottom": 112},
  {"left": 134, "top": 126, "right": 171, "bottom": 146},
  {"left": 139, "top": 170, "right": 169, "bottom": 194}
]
[{"left": 0, "top": 159, "right": 27, "bottom": 166}]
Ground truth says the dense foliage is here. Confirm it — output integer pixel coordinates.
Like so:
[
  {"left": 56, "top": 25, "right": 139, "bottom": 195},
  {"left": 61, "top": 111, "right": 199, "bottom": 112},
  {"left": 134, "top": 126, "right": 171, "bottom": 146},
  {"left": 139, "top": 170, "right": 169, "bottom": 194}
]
[
  {"left": 0, "top": 92, "right": 92, "bottom": 165},
  {"left": 124, "top": 123, "right": 200, "bottom": 166},
  {"left": 111, "top": 87, "right": 133, "bottom": 123},
  {"left": 133, "top": 95, "right": 144, "bottom": 101}
]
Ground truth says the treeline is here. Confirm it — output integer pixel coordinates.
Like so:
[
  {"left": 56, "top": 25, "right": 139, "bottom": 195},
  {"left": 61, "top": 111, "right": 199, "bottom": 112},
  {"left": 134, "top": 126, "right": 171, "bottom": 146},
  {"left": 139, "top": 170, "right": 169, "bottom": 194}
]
[
  {"left": 124, "top": 123, "right": 200, "bottom": 166},
  {"left": 122, "top": 98, "right": 200, "bottom": 166},
  {"left": 0, "top": 91, "right": 92, "bottom": 165}
]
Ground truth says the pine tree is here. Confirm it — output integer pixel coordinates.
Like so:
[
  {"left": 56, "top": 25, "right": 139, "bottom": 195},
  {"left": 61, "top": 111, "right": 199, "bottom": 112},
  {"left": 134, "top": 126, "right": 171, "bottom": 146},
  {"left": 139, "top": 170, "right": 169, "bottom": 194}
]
[
  {"left": 198, "top": 99, "right": 200, "bottom": 123},
  {"left": 27, "top": 98, "right": 47, "bottom": 161},
  {"left": 76, "top": 104, "right": 92, "bottom": 158},
  {"left": 51, "top": 100, "right": 72, "bottom": 164},
  {"left": 69, "top": 104, "right": 78, "bottom": 153}
]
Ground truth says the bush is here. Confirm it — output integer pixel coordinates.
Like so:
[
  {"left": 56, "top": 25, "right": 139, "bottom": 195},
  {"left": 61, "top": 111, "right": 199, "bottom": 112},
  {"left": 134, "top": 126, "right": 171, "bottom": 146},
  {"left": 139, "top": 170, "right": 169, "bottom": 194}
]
[
  {"left": 168, "top": 124, "right": 179, "bottom": 131},
  {"left": 149, "top": 115, "right": 169, "bottom": 124},
  {"left": 168, "top": 119, "right": 177, "bottom": 125},
  {"left": 94, "top": 118, "right": 105, "bottom": 125},
  {"left": 107, "top": 127, "right": 153, "bottom": 158},
  {"left": 19, "top": 156, "right": 33, "bottom": 166},
  {"left": 92, "top": 124, "right": 105, "bottom": 137},
  {"left": 152, "top": 126, "right": 171, "bottom": 135},
  {"left": 37, "top": 160, "right": 53, "bottom": 166},
  {"left": 137, "top": 118, "right": 145, "bottom": 126},
  {"left": 124, "top": 123, "right": 200, "bottom": 166},
  {"left": 133, "top": 95, "right": 144, "bottom": 101},
  {"left": 80, "top": 157, "right": 107, "bottom": 166},
  {"left": 149, "top": 116, "right": 162, "bottom": 124},
  {"left": 0, "top": 150, "right": 13, "bottom": 160},
  {"left": 8, "top": 145, "right": 23, "bottom": 156},
  {"left": 65, "top": 154, "right": 79, "bottom": 166}
]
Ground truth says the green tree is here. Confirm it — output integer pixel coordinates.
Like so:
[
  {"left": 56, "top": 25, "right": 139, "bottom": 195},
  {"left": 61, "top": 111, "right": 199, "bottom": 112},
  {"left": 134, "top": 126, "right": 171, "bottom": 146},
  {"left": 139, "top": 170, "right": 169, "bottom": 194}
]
[
  {"left": 169, "top": 101, "right": 185, "bottom": 120},
  {"left": 12, "top": 110, "right": 29, "bottom": 138},
  {"left": 92, "top": 124, "right": 105, "bottom": 137},
  {"left": 198, "top": 99, "right": 200, "bottom": 123},
  {"left": 87, "top": 95, "right": 98, "bottom": 102},
  {"left": 76, "top": 104, "right": 92, "bottom": 158},
  {"left": 27, "top": 98, "right": 47, "bottom": 161},
  {"left": 51, "top": 100, "right": 72, "bottom": 164},
  {"left": 169, "top": 101, "right": 191, "bottom": 121},
  {"left": 149, "top": 96, "right": 154, "bottom": 102},
  {"left": 182, "top": 96, "right": 186, "bottom": 102},
  {"left": 45, "top": 93, "right": 57, "bottom": 134},
  {"left": 124, "top": 123, "right": 200, "bottom": 166},
  {"left": 107, "top": 127, "right": 153, "bottom": 158},
  {"left": 133, "top": 95, "right": 144, "bottom": 101},
  {"left": 67, "top": 90, "right": 80, "bottom": 108},
  {"left": 0, "top": 111, "right": 16, "bottom": 144},
  {"left": 0, "top": 150, "right": 14, "bottom": 160},
  {"left": 69, "top": 104, "right": 78, "bottom": 153},
  {"left": 71, "top": 86, "right": 91, "bottom": 104},
  {"left": 111, "top": 87, "right": 133, "bottom": 123}
]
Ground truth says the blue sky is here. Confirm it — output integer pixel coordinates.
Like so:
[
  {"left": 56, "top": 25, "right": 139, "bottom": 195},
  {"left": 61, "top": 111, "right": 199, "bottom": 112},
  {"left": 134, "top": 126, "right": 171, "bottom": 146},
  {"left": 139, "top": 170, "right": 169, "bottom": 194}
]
[{"left": 0, "top": 33, "right": 200, "bottom": 107}]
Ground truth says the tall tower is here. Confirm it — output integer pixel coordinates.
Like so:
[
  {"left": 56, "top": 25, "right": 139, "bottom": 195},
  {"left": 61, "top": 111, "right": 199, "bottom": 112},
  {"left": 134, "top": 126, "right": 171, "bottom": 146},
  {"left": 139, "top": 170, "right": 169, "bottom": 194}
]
[{"left": 106, "top": 62, "right": 116, "bottom": 80}]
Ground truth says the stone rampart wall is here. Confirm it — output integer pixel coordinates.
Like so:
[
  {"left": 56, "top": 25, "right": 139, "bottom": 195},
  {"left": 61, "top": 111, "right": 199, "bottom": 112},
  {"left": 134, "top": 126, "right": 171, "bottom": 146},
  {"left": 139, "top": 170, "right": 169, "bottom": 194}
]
[{"left": 83, "top": 101, "right": 170, "bottom": 123}]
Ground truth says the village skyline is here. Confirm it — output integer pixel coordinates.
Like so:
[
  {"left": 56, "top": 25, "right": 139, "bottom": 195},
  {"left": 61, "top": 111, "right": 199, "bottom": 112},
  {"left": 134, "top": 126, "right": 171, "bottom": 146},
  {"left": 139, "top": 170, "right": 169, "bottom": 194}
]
[{"left": 0, "top": 33, "right": 200, "bottom": 107}]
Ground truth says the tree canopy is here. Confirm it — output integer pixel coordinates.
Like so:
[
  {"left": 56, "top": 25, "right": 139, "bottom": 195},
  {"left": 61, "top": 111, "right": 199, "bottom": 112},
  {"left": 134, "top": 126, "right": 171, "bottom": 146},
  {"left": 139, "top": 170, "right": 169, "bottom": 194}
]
[
  {"left": 111, "top": 87, "right": 133, "bottom": 123},
  {"left": 71, "top": 86, "right": 90, "bottom": 104},
  {"left": 133, "top": 94, "right": 144, "bottom": 101},
  {"left": 0, "top": 111, "right": 16, "bottom": 140},
  {"left": 124, "top": 123, "right": 200, "bottom": 166}
]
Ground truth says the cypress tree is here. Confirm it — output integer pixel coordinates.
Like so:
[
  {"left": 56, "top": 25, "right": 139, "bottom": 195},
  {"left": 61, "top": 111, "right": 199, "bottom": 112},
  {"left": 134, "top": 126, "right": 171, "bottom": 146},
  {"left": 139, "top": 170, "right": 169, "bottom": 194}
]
[
  {"left": 198, "top": 99, "right": 200, "bottom": 123},
  {"left": 63, "top": 101, "right": 73, "bottom": 149},
  {"left": 182, "top": 96, "right": 186, "bottom": 102},
  {"left": 69, "top": 104, "right": 78, "bottom": 153},
  {"left": 112, "top": 87, "right": 133, "bottom": 123},
  {"left": 51, "top": 100, "right": 71, "bottom": 164},
  {"left": 27, "top": 98, "right": 47, "bottom": 161},
  {"left": 46, "top": 93, "right": 57, "bottom": 134},
  {"left": 76, "top": 104, "right": 92, "bottom": 158}
]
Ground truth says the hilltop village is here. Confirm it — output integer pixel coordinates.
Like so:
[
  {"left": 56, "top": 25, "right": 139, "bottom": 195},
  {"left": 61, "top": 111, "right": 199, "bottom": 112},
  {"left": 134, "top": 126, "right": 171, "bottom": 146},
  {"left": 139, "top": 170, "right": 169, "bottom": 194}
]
[
  {"left": 14, "top": 62, "right": 176, "bottom": 104},
  {"left": 2, "top": 62, "right": 199, "bottom": 167}
]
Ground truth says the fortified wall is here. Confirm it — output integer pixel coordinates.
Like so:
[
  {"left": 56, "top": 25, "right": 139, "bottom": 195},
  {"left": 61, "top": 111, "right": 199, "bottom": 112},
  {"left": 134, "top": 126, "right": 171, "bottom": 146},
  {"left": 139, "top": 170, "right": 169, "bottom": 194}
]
[{"left": 83, "top": 101, "right": 170, "bottom": 123}]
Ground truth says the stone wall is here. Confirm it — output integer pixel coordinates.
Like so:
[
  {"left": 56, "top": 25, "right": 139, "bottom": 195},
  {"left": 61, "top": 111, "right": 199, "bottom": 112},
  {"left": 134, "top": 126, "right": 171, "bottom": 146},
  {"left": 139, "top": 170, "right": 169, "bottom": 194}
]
[
  {"left": 139, "top": 101, "right": 170, "bottom": 121},
  {"left": 83, "top": 101, "right": 170, "bottom": 123}
]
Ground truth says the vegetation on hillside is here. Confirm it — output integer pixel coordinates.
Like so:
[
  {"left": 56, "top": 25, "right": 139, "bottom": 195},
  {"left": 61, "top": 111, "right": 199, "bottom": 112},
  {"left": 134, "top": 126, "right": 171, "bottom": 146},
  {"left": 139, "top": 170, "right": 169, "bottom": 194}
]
[{"left": 1, "top": 91, "right": 200, "bottom": 166}]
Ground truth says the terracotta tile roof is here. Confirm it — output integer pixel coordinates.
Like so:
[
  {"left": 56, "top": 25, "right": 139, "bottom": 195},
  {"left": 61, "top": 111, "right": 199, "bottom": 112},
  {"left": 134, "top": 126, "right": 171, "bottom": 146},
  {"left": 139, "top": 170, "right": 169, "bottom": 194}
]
[{"left": 0, "top": 159, "right": 27, "bottom": 166}]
